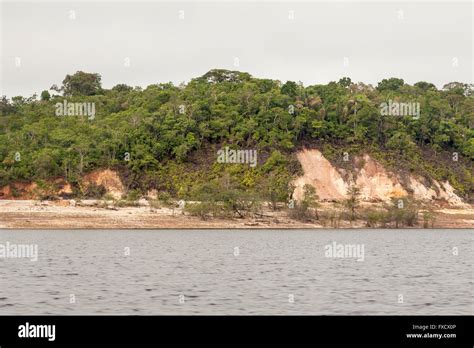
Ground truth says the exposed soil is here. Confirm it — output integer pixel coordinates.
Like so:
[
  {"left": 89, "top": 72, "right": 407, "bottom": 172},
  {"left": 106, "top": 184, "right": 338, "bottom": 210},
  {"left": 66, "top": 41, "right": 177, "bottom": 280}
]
[
  {"left": 82, "top": 169, "right": 125, "bottom": 199},
  {"left": 293, "top": 149, "right": 347, "bottom": 201},
  {"left": 292, "top": 149, "right": 467, "bottom": 206},
  {"left": 0, "top": 200, "right": 472, "bottom": 229}
]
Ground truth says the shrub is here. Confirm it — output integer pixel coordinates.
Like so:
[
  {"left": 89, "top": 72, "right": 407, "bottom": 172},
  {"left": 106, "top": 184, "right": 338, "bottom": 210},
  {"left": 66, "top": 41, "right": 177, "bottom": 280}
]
[
  {"left": 125, "top": 189, "right": 141, "bottom": 201},
  {"left": 84, "top": 183, "right": 106, "bottom": 199},
  {"left": 33, "top": 180, "right": 57, "bottom": 201},
  {"left": 343, "top": 185, "right": 361, "bottom": 221},
  {"left": 363, "top": 208, "right": 389, "bottom": 228},
  {"left": 114, "top": 199, "right": 139, "bottom": 207},
  {"left": 184, "top": 202, "right": 216, "bottom": 220},
  {"left": 422, "top": 209, "right": 436, "bottom": 228},
  {"left": 385, "top": 197, "right": 420, "bottom": 227}
]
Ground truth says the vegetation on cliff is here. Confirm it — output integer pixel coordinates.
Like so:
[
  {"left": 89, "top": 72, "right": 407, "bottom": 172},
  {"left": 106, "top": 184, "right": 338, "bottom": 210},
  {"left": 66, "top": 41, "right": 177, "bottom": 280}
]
[{"left": 1, "top": 70, "right": 473, "bottom": 208}]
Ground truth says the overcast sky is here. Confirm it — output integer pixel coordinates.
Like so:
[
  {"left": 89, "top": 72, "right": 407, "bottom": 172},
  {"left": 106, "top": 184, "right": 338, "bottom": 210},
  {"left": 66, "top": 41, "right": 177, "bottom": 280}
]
[{"left": 1, "top": 1, "right": 472, "bottom": 97}]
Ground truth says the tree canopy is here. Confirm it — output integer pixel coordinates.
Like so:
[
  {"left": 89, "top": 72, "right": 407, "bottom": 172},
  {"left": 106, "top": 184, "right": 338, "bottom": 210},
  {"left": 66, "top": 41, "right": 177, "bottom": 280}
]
[{"left": 1, "top": 69, "right": 473, "bottom": 202}]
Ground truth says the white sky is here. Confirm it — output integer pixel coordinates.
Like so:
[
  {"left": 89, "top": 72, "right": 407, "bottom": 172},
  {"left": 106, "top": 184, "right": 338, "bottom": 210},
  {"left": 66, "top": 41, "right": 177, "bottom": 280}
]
[{"left": 1, "top": 0, "right": 472, "bottom": 97}]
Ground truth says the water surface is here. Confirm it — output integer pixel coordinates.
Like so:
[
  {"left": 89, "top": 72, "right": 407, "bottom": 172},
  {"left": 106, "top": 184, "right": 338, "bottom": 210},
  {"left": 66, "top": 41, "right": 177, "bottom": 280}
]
[{"left": 0, "top": 229, "right": 472, "bottom": 315}]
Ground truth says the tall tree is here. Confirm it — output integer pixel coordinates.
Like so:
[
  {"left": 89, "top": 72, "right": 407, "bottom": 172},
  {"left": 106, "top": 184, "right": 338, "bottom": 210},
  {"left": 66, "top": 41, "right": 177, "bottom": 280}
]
[{"left": 61, "top": 71, "right": 103, "bottom": 96}]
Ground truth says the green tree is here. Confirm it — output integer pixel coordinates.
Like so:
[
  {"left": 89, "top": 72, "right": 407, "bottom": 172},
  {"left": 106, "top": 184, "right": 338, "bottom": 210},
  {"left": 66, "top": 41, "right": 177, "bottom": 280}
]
[
  {"left": 414, "top": 81, "right": 436, "bottom": 92},
  {"left": 40, "top": 90, "right": 51, "bottom": 101},
  {"left": 338, "top": 77, "right": 352, "bottom": 88},
  {"left": 281, "top": 81, "right": 298, "bottom": 97},
  {"left": 302, "top": 184, "right": 320, "bottom": 219},
  {"left": 376, "top": 78, "right": 405, "bottom": 92},
  {"left": 61, "top": 71, "right": 102, "bottom": 96},
  {"left": 344, "top": 185, "right": 361, "bottom": 221}
]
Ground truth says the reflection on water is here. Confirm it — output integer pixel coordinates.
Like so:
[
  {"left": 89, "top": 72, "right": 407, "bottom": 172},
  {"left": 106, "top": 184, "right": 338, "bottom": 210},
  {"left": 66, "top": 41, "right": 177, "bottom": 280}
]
[{"left": 0, "top": 229, "right": 472, "bottom": 315}]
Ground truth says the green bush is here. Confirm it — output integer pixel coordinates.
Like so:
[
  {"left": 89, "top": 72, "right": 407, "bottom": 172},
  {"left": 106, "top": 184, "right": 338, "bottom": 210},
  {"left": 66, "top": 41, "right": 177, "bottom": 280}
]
[
  {"left": 184, "top": 202, "right": 216, "bottom": 220},
  {"left": 385, "top": 198, "right": 420, "bottom": 227},
  {"left": 83, "top": 183, "right": 106, "bottom": 199}
]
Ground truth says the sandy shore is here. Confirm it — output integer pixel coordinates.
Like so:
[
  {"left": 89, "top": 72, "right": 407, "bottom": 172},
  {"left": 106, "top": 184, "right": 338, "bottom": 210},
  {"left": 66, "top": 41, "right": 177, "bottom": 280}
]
[
  {"left": 0, "top": 200, "right": 321, "bottom": 229},
  {"left": 0, "top": 200, "right": 472, "bottom": 229}
]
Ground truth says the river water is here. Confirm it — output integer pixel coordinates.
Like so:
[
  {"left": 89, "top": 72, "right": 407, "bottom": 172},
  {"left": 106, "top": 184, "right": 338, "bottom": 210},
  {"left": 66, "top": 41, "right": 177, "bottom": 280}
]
[{"left": 0, "top": 229, "right": 472, "bottom": 315}]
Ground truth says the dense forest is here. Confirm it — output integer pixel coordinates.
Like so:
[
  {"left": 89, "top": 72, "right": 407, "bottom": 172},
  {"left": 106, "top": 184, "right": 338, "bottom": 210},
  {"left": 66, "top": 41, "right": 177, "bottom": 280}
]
[{"left": 1, "top": 70, "right": 473, "bottom": 207}]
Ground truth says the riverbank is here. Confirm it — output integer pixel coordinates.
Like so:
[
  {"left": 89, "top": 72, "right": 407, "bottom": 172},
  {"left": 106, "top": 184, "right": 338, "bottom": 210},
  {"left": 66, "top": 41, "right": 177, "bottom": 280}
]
[{"left": 0, "top": 200, "right": 472, "bottom": 229}]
